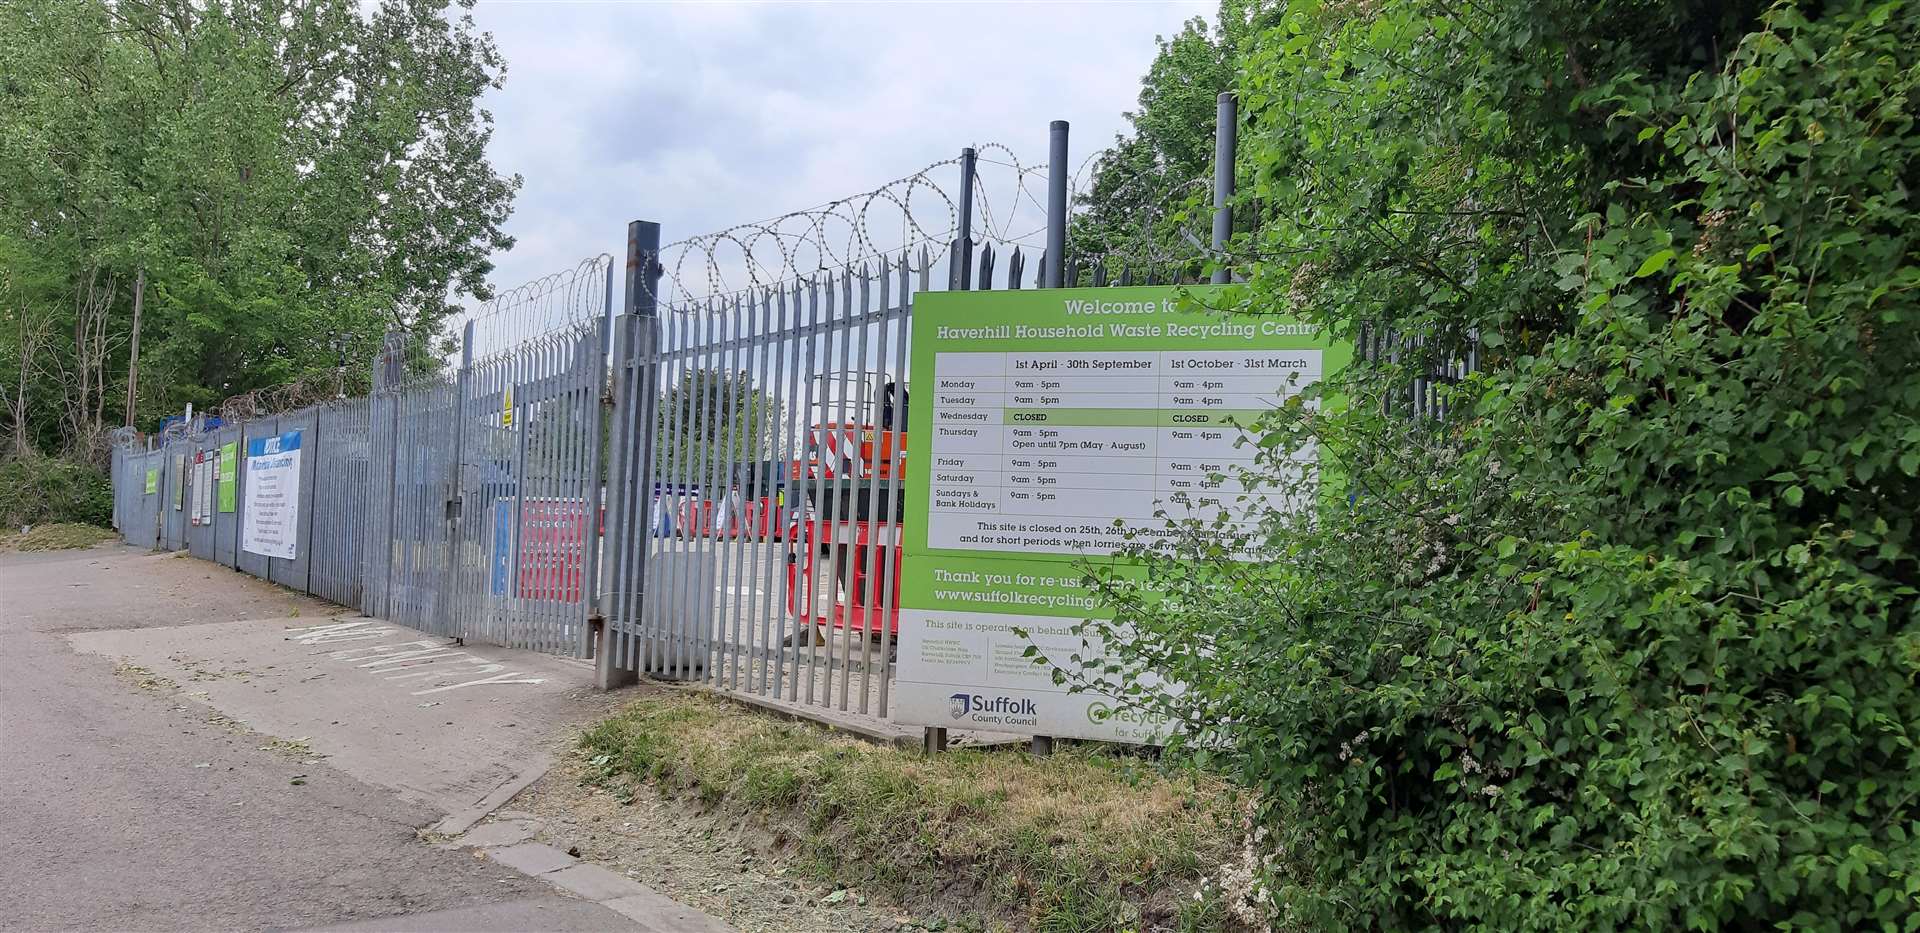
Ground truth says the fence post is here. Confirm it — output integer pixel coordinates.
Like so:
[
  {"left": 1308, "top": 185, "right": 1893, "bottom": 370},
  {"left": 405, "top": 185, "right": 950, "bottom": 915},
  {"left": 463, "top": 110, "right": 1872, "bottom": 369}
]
[
  {"left": 597, "top": 219, "right": 662, "bottom": 690},
  {"left": 1027, "top": 119, "right": 1073, "bottom": 756},
  {"left": 1044, "top": 120, "right": 1068, "bottom": 289},
  {"left": 1211, "top": 92, "right": 1238, "bottom": 285},
  {"left": 952, "top": 147, "right": 977, "bottom": 290}
]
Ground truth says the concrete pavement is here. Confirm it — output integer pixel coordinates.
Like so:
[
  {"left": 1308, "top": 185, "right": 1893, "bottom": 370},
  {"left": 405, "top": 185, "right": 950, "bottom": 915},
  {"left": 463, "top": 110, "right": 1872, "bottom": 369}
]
[{"left": 0, "top": 543, "right": 725, "bottom": 932}]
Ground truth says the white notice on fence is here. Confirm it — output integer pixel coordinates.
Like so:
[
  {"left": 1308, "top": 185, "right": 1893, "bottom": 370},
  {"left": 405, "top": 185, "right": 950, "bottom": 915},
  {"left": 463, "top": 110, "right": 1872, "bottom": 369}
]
[
  {"left": 241, "top": 430, "right": 302, "bottom": 559},
  {"left": 193, "top": 452, "right": 213, "bottom": 526}
]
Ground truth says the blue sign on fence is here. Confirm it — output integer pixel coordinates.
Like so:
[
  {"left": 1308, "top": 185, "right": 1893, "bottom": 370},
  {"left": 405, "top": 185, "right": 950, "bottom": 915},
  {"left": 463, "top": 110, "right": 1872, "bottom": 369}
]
[
  {"left": 242, "top": 430, "right": 303, "bottom": 560},
  {"left": 489, "top": 499, "right": 513, "bottom": 597}
]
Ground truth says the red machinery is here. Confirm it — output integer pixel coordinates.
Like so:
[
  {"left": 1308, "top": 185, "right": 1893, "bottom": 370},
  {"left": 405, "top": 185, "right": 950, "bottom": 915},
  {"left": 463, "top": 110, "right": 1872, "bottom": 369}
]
[{"left": 784, "top": 377, "right": 907, "bottom": 645}]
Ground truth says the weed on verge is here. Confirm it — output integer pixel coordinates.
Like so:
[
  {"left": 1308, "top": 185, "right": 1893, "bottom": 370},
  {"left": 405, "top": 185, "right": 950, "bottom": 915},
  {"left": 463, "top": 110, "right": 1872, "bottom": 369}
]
[{"left": 577, "top": 691, "right": 1248, "bottom": 933}]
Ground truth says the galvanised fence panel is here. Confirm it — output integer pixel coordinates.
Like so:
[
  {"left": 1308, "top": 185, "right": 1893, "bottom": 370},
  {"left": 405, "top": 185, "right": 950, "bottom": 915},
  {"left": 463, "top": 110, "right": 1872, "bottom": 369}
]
[
  {"left": 110, "top": 445, "right": 126, "bottom": 533},
  {"left": 448, "top": 323, "right": 605, "bottom": 657},
  {"left": 309, "top": 398, "right": 371, "bottom": 608},
  {"left": 236, "top": 416, "right": 278, "bottom": 579},
  {"left": 185, "top": 436, "right": 218, "bottom": 561},
  {"left": 606, "top": 255, "right": 923, "bottom": 718},
  {"left": 267, "top": 407, "right": 318, "bottom": 592},
  {"left": 382, "top": 375, "right": 457, "bottom": 634},
  {"left": 213, "top": 423, "right": 243, "bottom": 568},
  {"left": 362, "top": 389, "right": 398, "bottom": 619},
  {"left": 161, "top": 438, "right": 189, "bottom": 551},
  {"left": 121, "top": 446, "right": 164, "bottom": 550}
]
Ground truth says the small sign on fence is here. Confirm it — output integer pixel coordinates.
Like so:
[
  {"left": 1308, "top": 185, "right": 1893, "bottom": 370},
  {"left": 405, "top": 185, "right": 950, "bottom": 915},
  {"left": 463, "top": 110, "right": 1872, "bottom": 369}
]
[
  {"left": 191, "top": 450, "right": 212, "bottom": 526},
  {"left": 144, "top": 468, "right": 158, "bottom": 495},
  {"left": 218, "top": 441, "right": 237, "bottom": 512},
  {"left": 242, "top": 430, "right": 303, "bottom": 560}
]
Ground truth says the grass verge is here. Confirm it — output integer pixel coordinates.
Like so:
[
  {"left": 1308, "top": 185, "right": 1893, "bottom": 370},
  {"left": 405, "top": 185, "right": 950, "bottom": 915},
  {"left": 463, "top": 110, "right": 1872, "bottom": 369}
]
[
  {"left": 578, "top": 691, "right": 1249, "bottom": 933},
  {"left": 0, "top": 522, "right": 119, "bottom": 551}
]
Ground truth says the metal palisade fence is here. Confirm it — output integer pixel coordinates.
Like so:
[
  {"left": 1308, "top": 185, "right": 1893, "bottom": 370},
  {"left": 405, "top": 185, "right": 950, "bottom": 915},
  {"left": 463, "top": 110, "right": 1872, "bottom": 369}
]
[
  {"left": 111, "top": 256, "right": 614, "bottom": 659},
  {"left": 601, "top": 242, "right": 932, "bottom": 717},
  {"left": 110, "top": 119, "right": 1482, "bottom": 736}
]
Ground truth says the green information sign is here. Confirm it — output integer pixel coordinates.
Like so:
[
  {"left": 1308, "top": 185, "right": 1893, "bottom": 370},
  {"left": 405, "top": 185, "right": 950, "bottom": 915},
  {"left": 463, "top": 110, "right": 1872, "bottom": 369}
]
[
  {"left": 144, "top": 468, "right": 158, "bottom": 495},
  {"left": 892, "top": 285, "right": 1350, "bottom": 742},
  {"left": 218, "top": 441, "right": 238, "bottom": 512}
]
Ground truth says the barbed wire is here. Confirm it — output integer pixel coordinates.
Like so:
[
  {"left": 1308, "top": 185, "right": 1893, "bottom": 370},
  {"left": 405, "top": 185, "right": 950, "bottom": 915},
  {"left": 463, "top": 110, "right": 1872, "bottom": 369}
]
[
  {"left": 456, "top": 254, "right": 614, "bottom": 360},
  {"left": 653, "top": 140, "right": 1223, "bottom": 307},
  {"left": 655, "top": 157, "right": 961, "bottom": 309},
  {"left": 216, "top": 368, "right": 360, "bottom": 423}
]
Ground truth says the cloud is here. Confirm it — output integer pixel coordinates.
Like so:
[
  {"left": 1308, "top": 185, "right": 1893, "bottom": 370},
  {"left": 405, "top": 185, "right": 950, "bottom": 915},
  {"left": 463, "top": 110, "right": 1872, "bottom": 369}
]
[{"left": 467, "top": 0, "right": 1214, "bottom": 306}]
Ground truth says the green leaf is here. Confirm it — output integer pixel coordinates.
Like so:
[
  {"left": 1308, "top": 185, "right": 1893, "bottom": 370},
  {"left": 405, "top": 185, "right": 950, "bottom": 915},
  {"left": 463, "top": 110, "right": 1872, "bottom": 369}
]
[{"left": 1634, "top": 248, "right": 1677, "bottom": 278}]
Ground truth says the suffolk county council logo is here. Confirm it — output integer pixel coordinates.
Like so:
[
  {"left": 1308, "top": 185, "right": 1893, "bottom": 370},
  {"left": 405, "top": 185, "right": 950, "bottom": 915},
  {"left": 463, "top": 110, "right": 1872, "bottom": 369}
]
[{"left": 945, "top": 693, "right": 1039, "bottom": 723}]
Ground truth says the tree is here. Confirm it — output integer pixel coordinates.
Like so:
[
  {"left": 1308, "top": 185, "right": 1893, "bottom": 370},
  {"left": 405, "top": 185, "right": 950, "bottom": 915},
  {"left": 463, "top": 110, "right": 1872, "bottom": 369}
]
[
  {"left": 0, "top": 0, "right": 519, "bottom": 458},
  {"left": 1074, "top": 0, "right": 1920, "bottom": 927},
  {"left": 1066, "top": 1, "right": 1284, "bottom": 281},
  {"left": 654, "top": 368, "right": 783, "bottom": 483}
]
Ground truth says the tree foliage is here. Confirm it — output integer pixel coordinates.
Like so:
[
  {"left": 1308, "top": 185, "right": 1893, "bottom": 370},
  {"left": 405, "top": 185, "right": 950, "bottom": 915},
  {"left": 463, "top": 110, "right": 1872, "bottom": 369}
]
[
  {"left": 654, "top": 368, "right": 783, "bottom": 482},
  {"left": 1079, "top": 0, "right": 1920, "bottom": 927},
  {"left": 0, "top": 0, "right": 518, "bottom": 458},
  {"left": 1066, "top": 1, "right": 1283, "bottom": 281}
]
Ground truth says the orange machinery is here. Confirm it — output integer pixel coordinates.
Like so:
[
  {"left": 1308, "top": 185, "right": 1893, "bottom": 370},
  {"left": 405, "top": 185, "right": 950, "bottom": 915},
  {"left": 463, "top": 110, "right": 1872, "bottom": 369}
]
[{"left": 784, "top": 377, "right": 908, "bottom": 644}]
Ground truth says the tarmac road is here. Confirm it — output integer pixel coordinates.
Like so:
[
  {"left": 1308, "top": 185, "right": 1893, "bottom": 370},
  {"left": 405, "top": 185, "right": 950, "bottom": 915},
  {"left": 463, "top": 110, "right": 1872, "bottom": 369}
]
[{"left": 0, "top": 543, "right": 640, "bottom": 932}]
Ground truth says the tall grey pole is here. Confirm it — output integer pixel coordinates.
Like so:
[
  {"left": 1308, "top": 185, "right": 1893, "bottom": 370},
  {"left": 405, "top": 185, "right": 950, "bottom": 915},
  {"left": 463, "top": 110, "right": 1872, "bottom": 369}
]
[
  {"left": 1210, "top": 92, "right": 1238, "bottom": 285},
  {"left": 955, "top": 148, "right": 977, "bottom": 290},
  {"left": 124, "top": 268, "right": 144, "bottom": 427},
  {"left": 598, "top": 220, "right": 662, "bottom": 689},
  {"left": 1031, "top": 120, "right": 1068, "bottom": 757},
  {"left": 1044, "top": 120, "right": 1069, "bottom": 289}
]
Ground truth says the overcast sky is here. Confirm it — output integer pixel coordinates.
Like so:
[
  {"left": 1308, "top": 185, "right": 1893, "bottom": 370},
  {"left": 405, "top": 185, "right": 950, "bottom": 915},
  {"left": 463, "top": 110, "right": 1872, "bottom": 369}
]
[{"left": 466, "top": 0, "right": 1213, "bottom": 308}]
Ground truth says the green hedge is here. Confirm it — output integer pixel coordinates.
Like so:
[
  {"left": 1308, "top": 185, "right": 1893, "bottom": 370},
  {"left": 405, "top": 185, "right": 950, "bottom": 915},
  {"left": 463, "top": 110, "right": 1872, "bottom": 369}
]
[
  {"left": 1073, "top": 0, "right": 1920, "bottom": 928},
  {"left": 0, "top": 454, "right": 112, "bottom": 529}
]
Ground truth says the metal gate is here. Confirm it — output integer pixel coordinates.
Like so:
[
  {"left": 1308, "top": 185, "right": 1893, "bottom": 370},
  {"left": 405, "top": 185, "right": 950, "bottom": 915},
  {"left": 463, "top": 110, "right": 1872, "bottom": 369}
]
[
  {"left": 446, "top": 322, "right": 606, "bottom": 655},
  {"left": 363, "top": 260, "right": 612, "bottom": 656},
  {"left": 602, "top": 226, "right": 928, "bottom": 717}
]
